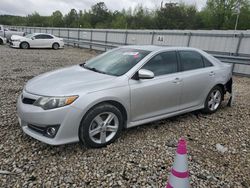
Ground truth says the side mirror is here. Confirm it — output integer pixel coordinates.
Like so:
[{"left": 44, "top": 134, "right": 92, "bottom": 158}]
[
  {"left": 138, "top": 69, "right": 154, "bottom": 79},
  {"left": 31, "top": 37, "right": 35, "bottom": 40}
]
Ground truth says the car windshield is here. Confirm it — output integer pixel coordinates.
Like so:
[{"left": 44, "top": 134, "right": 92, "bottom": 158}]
[
  {"left": 25, "top": 34, "right": 34, "bottom": 38},
  {"left": 83, "top": 48, "right": 150, "bottom": 76}
]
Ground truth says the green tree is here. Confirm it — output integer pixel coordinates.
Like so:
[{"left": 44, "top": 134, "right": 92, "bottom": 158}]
[
  {"left": 237, "top": 1, "right": 250, "bottom": 29},
  {"left": 1, "top": 1, "right": 250, "bottom": 30},
  {"left": 50, "top": 10, "right": 64, "bottom": 27},
  {"left": 111, "top": 11, "right": 127, "bottom": 29},
  {"left": 64, "top": 9, "right": 79, "bottom": 27},
  {"left": 127, "top": 5, "right": 156, "bottom": 29},
  {"left": 90, "top": 2, "right": 112, "bottom": 28},
  {"left": 26, "top": 12, "right": 46, "bottom": 26},
  {"left": 200, "top": 0, "right": 250, "bottom": 29},
  {"left": 155, "top": 3, "right": 198, "bottom": 29},
  {"left": 79, "top": 10, "right": 92, "bottom": 28}
]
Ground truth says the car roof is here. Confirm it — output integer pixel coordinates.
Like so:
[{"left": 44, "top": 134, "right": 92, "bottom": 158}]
[
  {"left": 121, "top": 45, "right": 223, "bottom": 66},
  {"left": 32, "top": 33, "right": 53, "bottom": 36},
  {"left": 122, "top": 45, "right": 202, "bottom": 52}
]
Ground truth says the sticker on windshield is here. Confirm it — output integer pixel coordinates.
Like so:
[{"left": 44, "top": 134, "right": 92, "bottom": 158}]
[{"left": 123, "top": 52, "right": 139, "bottom": 56}]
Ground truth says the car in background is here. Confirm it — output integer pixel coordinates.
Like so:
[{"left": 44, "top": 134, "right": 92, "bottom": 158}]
[
  {"left": 17, "top": 46, "right": 233, "bottom": 148},
  {"left": 0, "top": 36, "right": 7, "bottom": 45},
  {"left": 0, "top": 25, "right": 25, "bottom": 41},
  {"left": 10, "top": 33, "right": 64, "bottom": 49}
]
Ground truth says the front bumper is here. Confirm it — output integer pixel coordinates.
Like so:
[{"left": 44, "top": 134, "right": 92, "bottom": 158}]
[
  {"left": 17, "top": 91, "right": 83, "bottom": 145},
  {"left": 10, "top": 41, "right": 20, "bottom": 48}
]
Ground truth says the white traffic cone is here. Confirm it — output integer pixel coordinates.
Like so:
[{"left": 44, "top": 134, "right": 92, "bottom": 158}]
[{"left": 166, "top": 138, "right": 190, "bottom": 188}]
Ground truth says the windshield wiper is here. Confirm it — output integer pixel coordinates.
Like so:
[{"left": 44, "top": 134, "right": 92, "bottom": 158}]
[{"left": 80, "top": 63, "right": 108, "bottom": 75}]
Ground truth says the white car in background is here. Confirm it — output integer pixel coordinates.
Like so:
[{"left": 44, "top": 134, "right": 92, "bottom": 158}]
[{"left": 10, "top": 33, "right": 64, "bottom": 49}]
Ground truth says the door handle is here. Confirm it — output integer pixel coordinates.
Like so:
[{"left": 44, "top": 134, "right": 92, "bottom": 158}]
[
  {"left": 173, "top": 77, "right": 182, "bottom": 83},
  {"left": 209, "top": 71, "right": 215, "bottom": 76}
]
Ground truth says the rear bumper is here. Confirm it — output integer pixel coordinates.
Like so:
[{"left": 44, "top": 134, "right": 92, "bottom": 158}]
[
  {"left": 225, "top": 78, "right": 233, "bottom": 94},
  {"left": 225, "top": 78, "right": 234, "bottom": 106},
  {"left": 59, "top": 41, "right": 64, "bottom": 48}
]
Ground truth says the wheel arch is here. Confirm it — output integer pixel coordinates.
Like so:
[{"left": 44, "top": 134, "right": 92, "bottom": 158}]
[
  {"left": 202, "top": 83, "right": 225, "bottom": 107},
  {"left": 19, "top": 41, "right": 29, "bottom": 48},
  {"left": 52, "top": 42, "right": 60, "bottom": 48},
  {"left": 79, "top": 99, "right": 128, "bottom": 129},
  {"left": 215, "top": 83, "right": 225, "bottom": 94}
]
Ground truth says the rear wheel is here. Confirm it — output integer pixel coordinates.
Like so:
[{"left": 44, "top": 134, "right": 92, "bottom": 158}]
[
  {"left": 203, "top": 86, "right": 223, "bottom": 114},
  {"left": 20, "top": 42, "right": 29, "bottom": 49},
  {"left": 79, "top": 103, "right": 123, "bottom": 148},
  {"left": 52, "top": 43, "right": 59, "bottom": 50}
]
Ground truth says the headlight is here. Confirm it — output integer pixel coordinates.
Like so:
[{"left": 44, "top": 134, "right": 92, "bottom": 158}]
[
  {"left": 12, "top": 39, "right": 21, "bottom": 42},
  {"left": 33, "top": 96, "right": 78, "bottom": 110}
]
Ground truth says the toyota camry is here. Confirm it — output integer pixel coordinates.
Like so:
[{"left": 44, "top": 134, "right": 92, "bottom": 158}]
[
  {"left": 17, "top": 46, "right": 233, "bottom": 148},
  {"left": 10, "top": 33, "right": 64, "bottom": 49}
]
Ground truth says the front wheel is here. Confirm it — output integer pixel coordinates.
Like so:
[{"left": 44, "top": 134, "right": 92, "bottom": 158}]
[
  {"left": 20, "top": 42, "right": 29, "bottom": 49},
  {"left": 79, "top": 103, "right": 123, "bottom": 148},
  {"left": 202, "top": 86, "right": 223, "bottom": 114}
]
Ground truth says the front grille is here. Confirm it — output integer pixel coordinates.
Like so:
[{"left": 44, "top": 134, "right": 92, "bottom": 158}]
[
  {"left": 28, "top": 124, "right": 46, "bottom": 135},
  {"left": 22, "top": 98, "right": 36, "bottom": 104}
]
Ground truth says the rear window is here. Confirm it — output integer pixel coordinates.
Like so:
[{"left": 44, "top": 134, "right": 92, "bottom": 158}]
[
  {"left": 203, "top": 57, "right": 213, "bottom": 67},
  {"left": 179, "top": 51, "right": 204, "bottom": 71}
]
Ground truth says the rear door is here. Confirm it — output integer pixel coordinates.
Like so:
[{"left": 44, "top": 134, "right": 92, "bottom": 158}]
[
  {"left": 177, "top": 50, "right": 215, "bottom": 110},
  {"left": 29, "top": 34, "right": 44, "bottom": 47},
  {"left": 129, "top": 51, "right": 182, "bottom": 122},
  {"left": 41, "top": 34, "right": 54, "bottom": 47}
]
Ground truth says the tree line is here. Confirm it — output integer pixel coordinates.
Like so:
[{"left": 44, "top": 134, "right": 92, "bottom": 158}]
[{"left": 1, "top": 0, "right": 250, "bottom": 30}]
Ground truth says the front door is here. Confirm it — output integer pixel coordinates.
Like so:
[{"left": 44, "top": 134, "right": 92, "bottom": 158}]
[{"left": 129, "top": 51, "right": 182, "bottom": 122}]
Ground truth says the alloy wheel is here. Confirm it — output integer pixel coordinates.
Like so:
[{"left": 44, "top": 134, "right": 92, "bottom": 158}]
[
  {"left": 208, "top": 89, "right": 221, "bottom": 111},
  {"left": 88, "top": 112, "right": 119, "bottom": 144},
  {"left": 21, "top": 42, "right": 28, "bottom": 49},
  {"left": 53, "top": 43, "right": 59, "bottom": 49}
]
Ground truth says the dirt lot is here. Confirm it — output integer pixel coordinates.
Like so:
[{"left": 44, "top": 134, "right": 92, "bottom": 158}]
[{"left": 0, "top": 45, "right": 249, "bottom": 187}]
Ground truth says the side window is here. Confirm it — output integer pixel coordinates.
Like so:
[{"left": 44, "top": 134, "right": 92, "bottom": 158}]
[
  {"left": 142, "top": 51, "right": 178, "bottom": 76},
  {"left": 179, "top": 51, "right": 204, "bottom": 71},
  {"left": 34, "top": 35, "right": 42, "bottom": 39},
  {"left": 203, "top": 57, "right": 213, "bottom": 67},
  {"left": 42, "top": 35, "right": 53, "bottom": 39}
]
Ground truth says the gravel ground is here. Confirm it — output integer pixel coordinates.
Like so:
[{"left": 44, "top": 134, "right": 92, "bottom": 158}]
[{"left": 0, "top": 45, "right": 249, "bottom": 188}]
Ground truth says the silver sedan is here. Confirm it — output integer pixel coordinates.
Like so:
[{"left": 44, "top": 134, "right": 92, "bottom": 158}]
[{"left": 17, "top": 46, "right": 233, "bottom": 148}]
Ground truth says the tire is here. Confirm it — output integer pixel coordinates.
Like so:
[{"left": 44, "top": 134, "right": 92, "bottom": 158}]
[
  {"left": 52, "top": 43, "right": 59, "bottom": 50},
  {"left": 20, "top": 42, "right": 29, "bottom": 49},
  {"left": 0, "top": 39, "right": 3, "bottom": 45},
  {"left": 202, "top": 86, "right": 223, "bottom": 114},
  {"left": 79, "top": 103, "right": 123, "bottom": 148}
]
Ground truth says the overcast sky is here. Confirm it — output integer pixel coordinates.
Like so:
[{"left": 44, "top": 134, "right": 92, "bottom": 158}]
[{"left": 0, "top": 0, "right": 206, "bottom": 16}]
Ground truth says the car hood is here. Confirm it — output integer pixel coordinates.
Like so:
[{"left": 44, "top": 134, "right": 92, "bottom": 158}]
[
  {"left": 25, "top": 65, "right": 117, "bottom": 96},
  {"left": 11, "top": 35, "right": 29, "bottom": 41}
]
